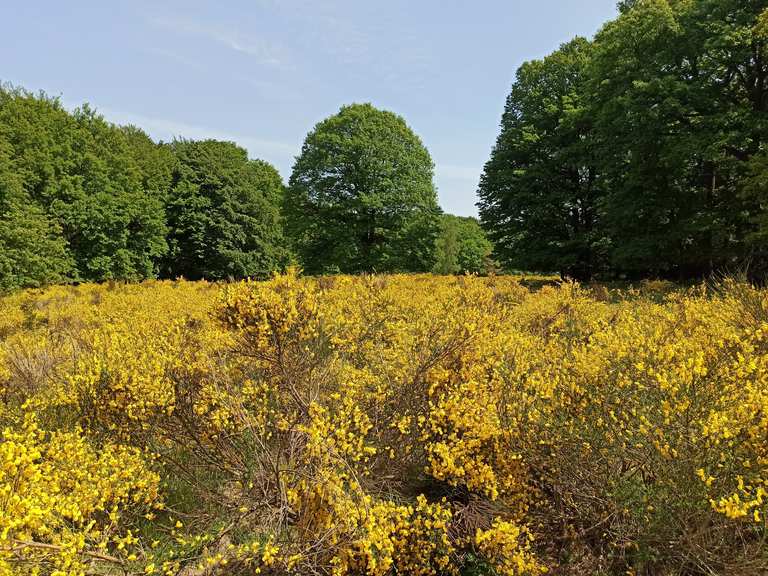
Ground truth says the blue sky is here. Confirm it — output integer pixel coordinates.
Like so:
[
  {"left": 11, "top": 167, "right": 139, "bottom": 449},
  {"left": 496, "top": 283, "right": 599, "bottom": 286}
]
[{"left": 3, "top": 1, "right": 618, "bottom": 216}]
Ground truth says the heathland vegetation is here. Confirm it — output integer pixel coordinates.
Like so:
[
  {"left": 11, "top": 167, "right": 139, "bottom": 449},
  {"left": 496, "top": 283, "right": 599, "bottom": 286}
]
[
  {"left": 3, "top": 2, "right": 768, "bottom": 576},
  {"left": 4, "top": 275, "right": 768, "bottom": 575}
]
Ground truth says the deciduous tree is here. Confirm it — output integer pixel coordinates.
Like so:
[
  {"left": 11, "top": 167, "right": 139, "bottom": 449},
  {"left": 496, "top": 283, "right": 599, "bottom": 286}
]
[
  {"left": 286, "top": 103, "right": 441, "bottom": 274},
  {"left": 164, "top": 140, "right": 290, "bottom": 280},
  {"left": 433, "top": 214, "right": 494, "bottom": 275},
  {"left": 478, "top": 39, "right": 604, "bottom": 280}
]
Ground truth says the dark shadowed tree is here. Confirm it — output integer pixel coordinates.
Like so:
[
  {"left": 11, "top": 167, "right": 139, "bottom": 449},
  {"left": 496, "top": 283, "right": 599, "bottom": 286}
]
[
  {"left": 164, "top": 140, "right": 290, "bottom": 280},
  {"left": 478, "top": 38, "right": 605, "bottom": 280},
  {"left": 590, "top": 0, "right": 767, "bottom": 278},
  {"left": 480, "top": 1, "right": 768, "bottom": 280}
]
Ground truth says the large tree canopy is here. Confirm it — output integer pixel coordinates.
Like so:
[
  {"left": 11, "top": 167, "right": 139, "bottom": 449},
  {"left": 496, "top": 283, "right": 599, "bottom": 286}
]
[
  {"left": 164, "top": 140, "right": 290, "bottom": 281},
  {"left": 479, "top": 0, "right": 768, "bottom": 280},
  {"left": 478, "top": 38, "right": 603, "bottom": 280},
  {"left": 0, "top": 87, "right": 168, "bottom": 284},
  {"left": 588, "top": 0, "right": 759, "bottom": 277},
  {"left": 285, "top": 103, "right": 441, "bottom": 274},
  {"left": 0, "top": 87, "right": 291, "bottom": 291}
]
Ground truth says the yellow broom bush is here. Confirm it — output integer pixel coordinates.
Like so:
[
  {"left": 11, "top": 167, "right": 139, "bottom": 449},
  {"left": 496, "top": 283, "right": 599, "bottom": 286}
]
[{"left": 1, "top": 273, "right": 768, "bottom": 575}]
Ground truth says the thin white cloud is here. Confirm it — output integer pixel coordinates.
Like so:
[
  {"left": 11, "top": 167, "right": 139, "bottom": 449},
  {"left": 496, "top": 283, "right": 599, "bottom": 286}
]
[
  {"left": 71, "top": 104, "right": 298, "bottom": 177},
  {"left": 147, "top": 15, "right": 290, "bottom": 69},
  {"left": 259, "top": 1, "right": 370, "bottom": 56}
]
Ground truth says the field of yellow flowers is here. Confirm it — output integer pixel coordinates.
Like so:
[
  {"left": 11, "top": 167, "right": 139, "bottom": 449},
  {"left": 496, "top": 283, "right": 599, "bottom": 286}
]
[{"left": 2, "top": 272, "right": 768, "bottom": 576}]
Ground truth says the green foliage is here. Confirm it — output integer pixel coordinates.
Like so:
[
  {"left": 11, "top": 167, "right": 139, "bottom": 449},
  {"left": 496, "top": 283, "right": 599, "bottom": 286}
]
[
  {"left": 433, "top": 214, "right": 494, "bottom": 275},
  {"left": 119, "top": 125, "right": 176, "bottom": 202},
  {"left": 0, "top": 200, "right": 73, "bottom": 293},
  {"left": 0, "top": 86, "right": 291, "bottom": 291},
  {"left": 0, "top": 86, "right": 168, "bottom": 282},
  {"left": 286, "top": 103, "right": 441, "bottom": 274},
  {"left": 480, "top": 0, "right": 768, "bottom": 280},
  {"left": 616, "top": 0, "right": 639, "bottom": 13},
  {"left": 587, "top": 0, "right": 753, "bottom": 277},
  {"left": 0, "top": 137, "right": 72, "bottom": 292},
  {"left": 164, "top": 140, "right": 290, "bottom": 280},
  {"left": 0, "top": 90, "right": 447, "bottom": 289},
  {"left": 589, "top": 0, "right": 698, "bottom": 276},
  {"left": 478, "top": 38, "right": 603, "bottom": 280}
]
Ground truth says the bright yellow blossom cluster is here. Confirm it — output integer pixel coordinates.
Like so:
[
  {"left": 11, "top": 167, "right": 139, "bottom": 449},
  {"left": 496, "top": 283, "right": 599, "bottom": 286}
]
[
  {"left": 0, "top": 413, "right": 160, "bottom": 575},
  {"left": 3, "top": 273, "right": 768, "bottom": 574}
]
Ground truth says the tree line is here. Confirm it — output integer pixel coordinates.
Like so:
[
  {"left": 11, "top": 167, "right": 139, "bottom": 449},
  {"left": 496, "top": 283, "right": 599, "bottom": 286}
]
[
  {"left": 0, "top": 91, "right": 492, "bottom": 292},
  {"left": 8, "top": 0, "right": 756, "bottom": 289},
  {"left": 479, "top": 0, "right": 768, "bottom": 281}
]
